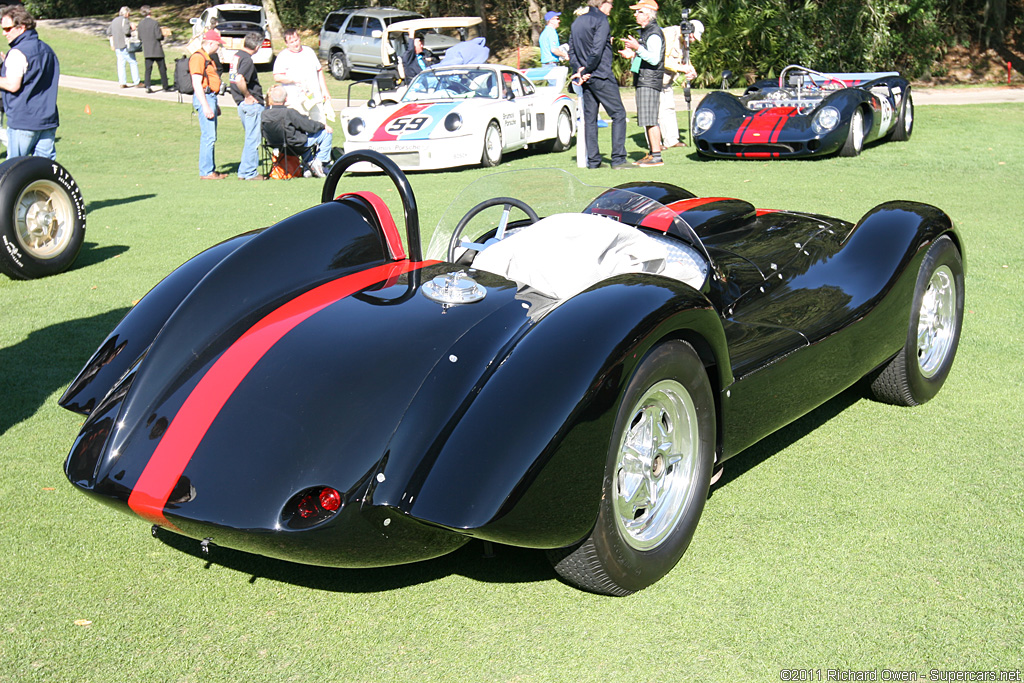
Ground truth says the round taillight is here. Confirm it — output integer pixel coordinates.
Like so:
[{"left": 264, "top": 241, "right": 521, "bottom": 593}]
[{"left": 319, "top": 487, "right": 341, "bottom": 512}]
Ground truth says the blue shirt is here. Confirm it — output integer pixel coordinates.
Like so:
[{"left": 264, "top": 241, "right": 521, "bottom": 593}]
[{"left": 539, "top": 25, "right": 561, "bottom": 64}]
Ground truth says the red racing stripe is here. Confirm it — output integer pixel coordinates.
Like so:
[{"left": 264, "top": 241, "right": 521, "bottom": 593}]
[{"left": 127, "top": 260, "right": 431, "bottom": 528}]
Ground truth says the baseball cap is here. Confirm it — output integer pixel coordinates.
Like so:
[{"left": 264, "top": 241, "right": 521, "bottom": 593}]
[
  {"left": 202, "top": 29, "right": 224, "bottom": 44},
  {"left": 545, "top": 10, "right": 561, "bottom": 21},
  {"left": 629, "top": 0, "right": 658, "bottom": 11}
]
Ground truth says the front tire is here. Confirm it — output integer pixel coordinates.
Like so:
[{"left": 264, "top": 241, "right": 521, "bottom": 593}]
[
  {"left": 871, "top": 235, "right": 964, "bottom": 406},
  {"left": 329, "top": 51, "right": 349, "bottom": 81},
  {"left": 839, "top": 107, "right": 866, "bottom": 157},
  {"left": 548, "top": 340, "right": 716, "bottom": 595},
  {"left": 481, "top": 121, "right": 503, "bottom": 167},
  {"left": 0, "top": 157, "right": 86, "bottom": 280}
]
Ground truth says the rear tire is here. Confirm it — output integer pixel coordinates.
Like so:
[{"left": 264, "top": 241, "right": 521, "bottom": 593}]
[
  {"left": 548, "top": 341, "right": 716, "bottom": 595},
  {"left": 839, "top": 107, "right": 865, "bottom": 157},
  {"left": 481, "top": 121, "right": 503, "bottom": 167},
  {"left": 890, "top": 89, "right": 914, "bottom": 142},
  {"left": 870, "top": 235, "right": 963, "bottom": 406},
  {"left": 0, "top": 157, "right": 86, "bottom": 280},
  {"left": 545, "top": 107, "right": 573, "bottom": 153}
]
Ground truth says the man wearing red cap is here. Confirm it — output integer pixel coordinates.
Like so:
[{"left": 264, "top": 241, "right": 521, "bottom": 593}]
[
  {"left": 620, "top": 0, "right": 665, "bottom": 166},
  {"left": 189, "top": 29, "right": 225, "bottom": 179}
]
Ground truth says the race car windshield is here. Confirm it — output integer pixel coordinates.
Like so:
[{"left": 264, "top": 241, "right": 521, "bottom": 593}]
[
  {"left": 425, "top": 168, "right": 715, "bottom": 275},
  {"left": 403, "top": 69, "right": 499, "bottom": 101}
]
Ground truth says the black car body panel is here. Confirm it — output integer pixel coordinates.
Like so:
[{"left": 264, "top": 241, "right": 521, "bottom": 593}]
[{"left": 60, "top": 159, "right": 961, "bottom": 573}]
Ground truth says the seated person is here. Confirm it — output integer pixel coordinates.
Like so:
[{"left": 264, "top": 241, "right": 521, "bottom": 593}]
[
  {"left": 401, "top": 35, "right": 436, "bottom": 79},
  {"left": 261, "top": 85, "right": 333, "bottom": 178}
]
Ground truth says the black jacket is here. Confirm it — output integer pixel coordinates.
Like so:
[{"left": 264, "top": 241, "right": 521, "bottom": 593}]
[
  {"left": 261, "top": 105, "right": 324, "bottom": 148},
  {"left": 137, "top": 17, "right": 164, "bottom": 59},
  {"left": 568, "top": 8, "right": 614, "bottom": 80}
]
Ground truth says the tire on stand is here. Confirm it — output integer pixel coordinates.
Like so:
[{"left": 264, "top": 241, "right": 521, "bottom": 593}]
[{"left": 0, "top": 157, "right": 86, "bottom": 280}]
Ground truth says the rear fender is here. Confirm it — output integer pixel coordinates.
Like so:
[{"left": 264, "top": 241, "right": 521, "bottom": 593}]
[
  {"left": 394, "top": 275, "right": 731, "bottom": 548},
  {"left": 58, "top": 231, "right": 260, "bottom": 415}
]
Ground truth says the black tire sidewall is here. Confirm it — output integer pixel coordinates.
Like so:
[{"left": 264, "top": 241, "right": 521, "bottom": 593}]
[
  {"left": 590, "top": 340, "right": 716, "bottom": 593},
  {"left": 903, "top": 235, "right": 964, "bottom": 403},
  {"left": 329, "top": 52, "right": 348, "bottom": 81},
  {"left": 0, "top": 157, "right": 86, "bottom": 280}
]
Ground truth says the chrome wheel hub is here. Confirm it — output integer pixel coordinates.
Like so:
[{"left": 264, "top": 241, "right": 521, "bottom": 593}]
[
  {"left": 15, "top": 180, "right": 74, "bottom": 260},
  {"left": 917, "top": 265, "right": 957, "bottom": 377},
  {"left": 614, "top": 379, "right": 700, "bottom": 551}
]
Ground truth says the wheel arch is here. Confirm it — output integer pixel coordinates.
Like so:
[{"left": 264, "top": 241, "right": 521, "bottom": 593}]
[{"left": 403, "top": 275, "right": 731, "bottom": 549}]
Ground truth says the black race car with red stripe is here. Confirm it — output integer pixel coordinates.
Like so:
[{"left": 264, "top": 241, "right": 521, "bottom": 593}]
[
  {"left": 692, "top": 65, "right": 914, "bottom": 159},
  {"left": 60, "top": 151, "right": 962, "bottom": 595}
]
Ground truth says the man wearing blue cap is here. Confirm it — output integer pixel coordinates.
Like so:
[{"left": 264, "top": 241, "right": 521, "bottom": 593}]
[{"left": 539, "top": 11, "right": 567, "bottom": 66}]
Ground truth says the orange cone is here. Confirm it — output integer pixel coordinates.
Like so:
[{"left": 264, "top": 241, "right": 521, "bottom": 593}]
[{"left": 85, "top": 105, "right": 92, "bottom": 114}]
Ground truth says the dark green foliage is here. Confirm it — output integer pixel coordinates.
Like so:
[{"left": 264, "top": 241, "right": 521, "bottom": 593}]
[{"left": 24, "top": 0, "right": 123, "bottom": 20}]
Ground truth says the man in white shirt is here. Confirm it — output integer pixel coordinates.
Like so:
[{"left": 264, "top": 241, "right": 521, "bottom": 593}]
[{"left": 273, "top": 28, "right": 330, "bottom": 124}]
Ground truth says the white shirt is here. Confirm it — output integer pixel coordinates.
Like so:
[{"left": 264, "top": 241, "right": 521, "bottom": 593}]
[
  {"left": 273, "top": 46, "right": 324, "bottom": 105},
  {"left": 4, "top": 48, "right": 28, "bottom": 85}
]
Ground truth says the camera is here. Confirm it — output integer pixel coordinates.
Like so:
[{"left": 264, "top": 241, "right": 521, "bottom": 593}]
[{"left": 680, "top": 8, "right": 695, "bottom": 37}]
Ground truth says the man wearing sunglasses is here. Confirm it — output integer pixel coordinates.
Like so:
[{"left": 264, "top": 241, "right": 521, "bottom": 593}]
[{"left": 0, "top": 5, "right": 60, "bottom": 160}]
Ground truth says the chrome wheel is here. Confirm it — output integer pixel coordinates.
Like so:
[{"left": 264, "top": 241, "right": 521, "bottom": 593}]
[
  {"left": 14, "top": 180, "right": 76, "bottom": 260},
  {"left": 482, "top": 122, "right": 502, "bottom": 167},
  {"left": 613, "top": 379, "right": 701, "bottom": 551},
  {"left": 851, "top": 109, "right": 865, "bottom": 151},
  {"left": 917, "top": 265, "right": 957, "bottom": 378}
]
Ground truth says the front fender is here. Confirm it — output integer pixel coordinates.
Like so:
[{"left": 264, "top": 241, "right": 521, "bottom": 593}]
[{"left": 390, "top": 275, "right": 731, "bottom": 548}]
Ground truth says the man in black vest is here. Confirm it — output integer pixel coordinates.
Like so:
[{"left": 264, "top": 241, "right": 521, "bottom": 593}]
[
  {"left": 0, "top": 6, "right": 60, "bottom": 160},
  {"left": 568, "top": 0, "right": 628, "bottom": 169},
  {"left": 621, "top": 0, "right": 665, "bottom": 166}
]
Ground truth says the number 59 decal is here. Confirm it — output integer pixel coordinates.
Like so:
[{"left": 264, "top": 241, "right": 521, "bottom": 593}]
[{"left": 387, "top": 116, "right": 431, "bottom": 134}]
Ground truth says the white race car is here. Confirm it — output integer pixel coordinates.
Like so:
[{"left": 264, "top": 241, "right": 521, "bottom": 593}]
[{"left": 341, "top": 65, "right": 575, "bottom": 171}]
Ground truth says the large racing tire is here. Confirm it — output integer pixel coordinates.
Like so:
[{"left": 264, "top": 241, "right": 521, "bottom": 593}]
[
  {"left": 329, "top": 51, "right": 350, "bottom": 81},
  {"left": 548, "top": 340, "right": 716, "bottom": 596},
  {"left": 890, "top": 88, "right": 914, "bottom": 142},
  {"left": 481, "top": 121, "right": 503, "bottom": 167},
  {"left": 870, "top": 235, "right": 964, "bottom": 406},
  {"left": 0, "top": 157, "right": 86, "bottom": 280},
  {"left": 839, "top": 107, "right": 866, "bottom": 157}
]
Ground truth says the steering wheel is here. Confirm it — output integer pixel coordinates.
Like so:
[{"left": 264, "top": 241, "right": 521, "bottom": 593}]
[{"left": 447, "top": 197, "right": 540, "bottom": 263}]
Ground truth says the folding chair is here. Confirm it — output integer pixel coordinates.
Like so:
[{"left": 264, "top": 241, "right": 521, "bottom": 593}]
[{"left": 261, "top": 118, "right": 313, "bottom": 180}]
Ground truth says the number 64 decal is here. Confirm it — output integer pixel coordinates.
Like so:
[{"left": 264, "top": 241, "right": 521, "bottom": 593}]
[{"left": 387, "top": 116, "right": 430, "bottom": 134}]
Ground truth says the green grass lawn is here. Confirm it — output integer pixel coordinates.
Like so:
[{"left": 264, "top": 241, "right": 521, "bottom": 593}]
[{"left": 1, "top": 27, "right": 1023, "bottom": 683}]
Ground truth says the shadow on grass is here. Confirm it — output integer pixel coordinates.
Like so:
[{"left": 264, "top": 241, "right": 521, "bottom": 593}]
[
  {"left": 0, "top": 307, "right": 130, "bottom": 436},
  {"left": 86, "top": 194, "right": 157, "bottom": 213},
  {"left": 155, "top": 529, "right": 555, "bottom": 593},
  {"left": 72, "top": 241, "right": 130, "bottom": 271}
]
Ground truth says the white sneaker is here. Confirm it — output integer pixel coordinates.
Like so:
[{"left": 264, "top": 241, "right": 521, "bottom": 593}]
[{"left": 309, "top": 159, "right": 326, "bottom": 178}]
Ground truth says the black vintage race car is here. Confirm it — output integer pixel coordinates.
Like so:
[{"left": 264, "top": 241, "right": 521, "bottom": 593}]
[
  {"left": 693, "top": 65, "right": 914, "bottom": 159},
  {"left": 60, "top": 151, "right": 963, "bottom": 595}
]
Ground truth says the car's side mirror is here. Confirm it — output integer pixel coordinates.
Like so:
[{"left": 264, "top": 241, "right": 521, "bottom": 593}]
[
  {"left": 721, "top": 69, "right": 733, "bottom": 90},
  {"left": 190, "top": 17, "right": 199, "bottom": 25},
  {"left": 371, "top": 29, "right": 382, "bottom": 39}
]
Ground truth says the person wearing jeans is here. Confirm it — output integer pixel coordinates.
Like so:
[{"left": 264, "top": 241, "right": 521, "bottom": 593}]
[
  {"left": 229, "top": 33, "right": 266, "bottom": 180},
  {"left": 0, "top": 6, "right": 60, "bottom": 160},
  {"left": 107, "top": 6, "right": 140, "bottom": 88},
  {"left": 189, "top": 31, "right": 226, "bottom": 179}
]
